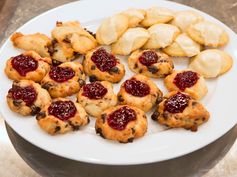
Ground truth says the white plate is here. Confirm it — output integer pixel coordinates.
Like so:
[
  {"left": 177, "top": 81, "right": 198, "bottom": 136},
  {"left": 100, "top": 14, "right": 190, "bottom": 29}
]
[{"left": 0, "top": 0, "right": 237, "bottom": 165}]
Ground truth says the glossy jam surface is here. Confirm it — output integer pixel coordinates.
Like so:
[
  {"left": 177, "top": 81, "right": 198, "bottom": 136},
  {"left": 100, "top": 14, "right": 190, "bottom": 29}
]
[
  {"left": 48, "top": 100, "right": 76, "bottom": 121},
  {"left": 8, "top": 85, "right": 37, "bottom": 106},
  {"left": 49, "top": 66, "right": 75, "bottom": 83},
  {"left": 82, "top": 82, "right": 107, "bottom": 100},
  {"left": 91, "top": 48, "right": 117, "bottom": 72},
  {"left": 124, "top": 78, "right": 150, "bottom": 97},
  {"left": 11, "top": 54, "right": 38, "bottom": 76},
  {"left": 139, "top": 51, "right": 158, "bottom": 66},
  {"left": 173, "top": 71, "right": 199, "bottom": 91},
  {"left": 164, "top": 92, "right": 190, "bottom": 113},
  {"left": 107, "top": 106, "right": 136, "bottom": 130}
]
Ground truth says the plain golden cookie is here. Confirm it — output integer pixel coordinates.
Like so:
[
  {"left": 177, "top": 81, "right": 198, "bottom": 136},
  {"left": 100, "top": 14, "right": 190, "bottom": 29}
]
[
  {"left": 152, "top": 91, "right": 210, "bottom": 131},
  {"left": 128, "top": 49, "right": 174, "bottom": 78},
  {"left": 121, "top": 8, "right": 146, "bottom": 27},
  {"left": 5, "top": 51, "right": 51, "bottom": 83},
  {"left": 117, "top": 74, "right": 163, "bottom": 112},
  {"left": 41, "top": 61, "right": 86, "bottom": 98},
  {"left": 77, "top": 81, "right": 117, "bottom": 117},
  {"left": 37, "top": 98, "right": 89, "bottom": 135},
  {"left": 164, "top": 70, "right": 208, "bottom": 99},
  {"left": 7, "top": 80, "right": 51, "bottom": 116},
  {"left": 95, "top": 105, "right": 147, "bottom": 143}
]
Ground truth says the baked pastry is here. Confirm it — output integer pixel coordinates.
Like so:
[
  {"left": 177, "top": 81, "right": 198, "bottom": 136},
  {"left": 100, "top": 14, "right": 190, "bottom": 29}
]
[
  {"left": 77, "top": 81, "right": 117, "bottom": 117},
  {"left": 7, "top": 80, "right": 51, "bottom": 116},
  {"left": 189, "top": 49, "right": 233, "bottom": 78},
  {"left": 83, "top": 47, "right": 125, "bottom": 83},
  {"left": 11, "top": 32, "right": 52, "bottom": 57},
  {"left": 163, "top": 33, "right": 201, "bottom": 57},
  {"left": 151, "top": 91, "right": 210, "bottom": 131},
  {"left": 141, "top": 6, "right": 174, "bottom": 27},
  {"left": 95, "top": 105, "right": 147, "bottom": 143},
  {"left": 171, "top": 10, "right": 203, "bottom": 32},
  {"left": 112, "top": 27, "right": 150, "bottom": 55},
  {"left": 128, "top": 50, "right": 174, "bottom": 78},
  {"left": 96, "top": 14, "right": 129, "bottom": 45},
  {"left": 144, "top": 24, "right": 180, "bottom": 49},
  {"left": 36, "top": 98, "right": 89, "bottom": 135},
  {"left": 121, "top": 8, "right": 145, "bottom": 27},
  {"left": 41, "top": 62, "right": 86, "bottom": 98},
  {"left": 5, "top": 51, "right": 51, "bottom": 82},
  {"left": 51, "top": 21, "right": 97, "bottom": 55},
  {"left": 164, "top": 70, "right": 208, "bottom": 99},
  {"left": 187, "top": 21, "right": 229, "bottom": 47},
  {"left": 117, "top": 74, "right": 163, "bottom": 112}
]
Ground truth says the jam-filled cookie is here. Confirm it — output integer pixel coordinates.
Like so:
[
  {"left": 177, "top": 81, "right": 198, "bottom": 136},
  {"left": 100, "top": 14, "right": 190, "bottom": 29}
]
[
  {"left": 11, "top": 32, "right": 52, "bottom": 57},
  {"left": 7, "top": 80, "right": 51, "bottom": 116},
  {"left": 41, "top": 62, "right": 86, "bottom": 98},
  {"left": 96, "top": 14, "right": 129, "bottom": 45},
  {"left": 144, "top": 24, "right": 180, "bottom": 49},
  {"left": 77, "top": 81, "right": 117, "bottom": 117},
  {"left": 151, "top": 91, "right": 210, "bottom": 131},
  {"left": 164, "top": 70, "right": 208, "bottom": 100},
  {"left": 83, "top": 47, "right": 125, "bottom": 83},
  {"left": 189, "top": 49, "right": 233, "bottom": 78},
  {"left": 187, "top": 21, "right": 229, "bottom": 47},
  {"left": 36, "top": 98, "right": 89, "bottom": 135},
  {"left": 171, "top": 10, "right": 203, "bottom": 32},
  {"left": 111, "top": 27, "right": 150, "bottom": 55},
  {"left": 117, "top": 74, "right": 163, "bottom": 112},
  {"left": 95, "top": 105, "right": 147, "bottom": 143},
  {"left": 141, "top": 7, "right": 174, "bottom": 27},
  {"left": 163, "top": 33, "right": 201, "bottom": 57},
  {"left": 5, "top": 51, "right": 51, "bottom": 83},
  {"left": 128, "top": 50, "right": 174, "bottom": 78},
  {"left": 121, "top": 8, "right": 146, "bottom": 28}
]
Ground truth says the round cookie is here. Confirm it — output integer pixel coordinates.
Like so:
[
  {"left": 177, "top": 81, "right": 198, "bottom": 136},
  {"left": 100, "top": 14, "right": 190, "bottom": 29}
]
[
  {"left": 95, "top": 105, "right": 147, "bottom": 143},
  {"left": 117, "top": 74, "right": 163, "bottom": 112},
  {"left": 163, "top": 33, "right": 201, "bottom": 57},
  {"left": 128, "top": 50, "right": 174, "bottom": 78},
  {"left": 77, "top": 81, "right": 117, "bottom": 117},
  {"left": 5, "top": 51, "right": 51, "bottom": 83},
  {"left": 6, "top": 80, "right": 51, "bottom": 116},
  {"left": 189, "top": 49, "right": 233, "bottom": 78},
  {"left": 187, "top": 21, "right": 229, "bottom": 47},
  {"left": 151, "top": 91, "right": 210, "bottom": 131},
  {"left": 164, "top": 70, "right": 208, "bottom": 100},
  {"left": 36, "top": 98, "right": 89, "bottom": 135},
  {"left": 41, "top": 61, "right": 86, "bottom": 98},
  {"left": 83, "top": 47, "right": 125, "bottom": 83}
]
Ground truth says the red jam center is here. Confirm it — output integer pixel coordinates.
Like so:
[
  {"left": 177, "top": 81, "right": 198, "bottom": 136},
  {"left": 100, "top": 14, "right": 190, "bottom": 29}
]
[
  {"left": 49, "top": 66, "right": 75, "bottom": 83},
  {"left": 107, "top": 106, "right": 136, "bottom": 130},
  {"left": 91, "top": 48, "right": 117, "bottom": 72},
  {"left": 82, "top": 82, "right": 107, "bottom": 100},
  {"left": 173, "top": 71, "right": 199, "bottom": 91},
  {"left": 48, "top": 100, "right": 77, "bottom": 121},
  {"left": 164, "top": 92, "right": 190, "bottom": 113},
  {"left": 139, "top": 51, "right": 158, "bottom": 66},
  {"left": 11, "top": 54, "right": 38, "bottom": 76},
  {"left": 124, "top": 78, "right": 150, "bottom": 97},
  {"left": 8, "top": 86, "right": 37, "bottom": 106}
]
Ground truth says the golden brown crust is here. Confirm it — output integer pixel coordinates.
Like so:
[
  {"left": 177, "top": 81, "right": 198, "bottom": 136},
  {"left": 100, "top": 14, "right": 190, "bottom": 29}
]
[
  {"left": 36, "top": 98, "right": 89, "bottom": 135},
  {"left": 121, "top": 8, "right": 146, "bottom": 27},
  {"left": 6, "top": 80, "right": 51, "bottom": 116},
  {"left": 83, "top": 48, "right": 125, "bottom": 83},
  {"left": 95, "top": 105, "right": 147, "bottom": 143},
  {"left": 77, "top": 81, "right": 117, "bottom": 117},
  {"left": 117, "top": 74, "right": 163, "bottom": 112},
  {"left": 5, "top": 51, "right": 51, "bottom": 83},
  {"left": 128, "top": 50, "right": 174, "bottom": 78},
  {"left": 152, "top": 91, "right": 210, "bottom": 131},
  {"left": 41, "top": 62, "right": 86, "bottom": 98}
]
